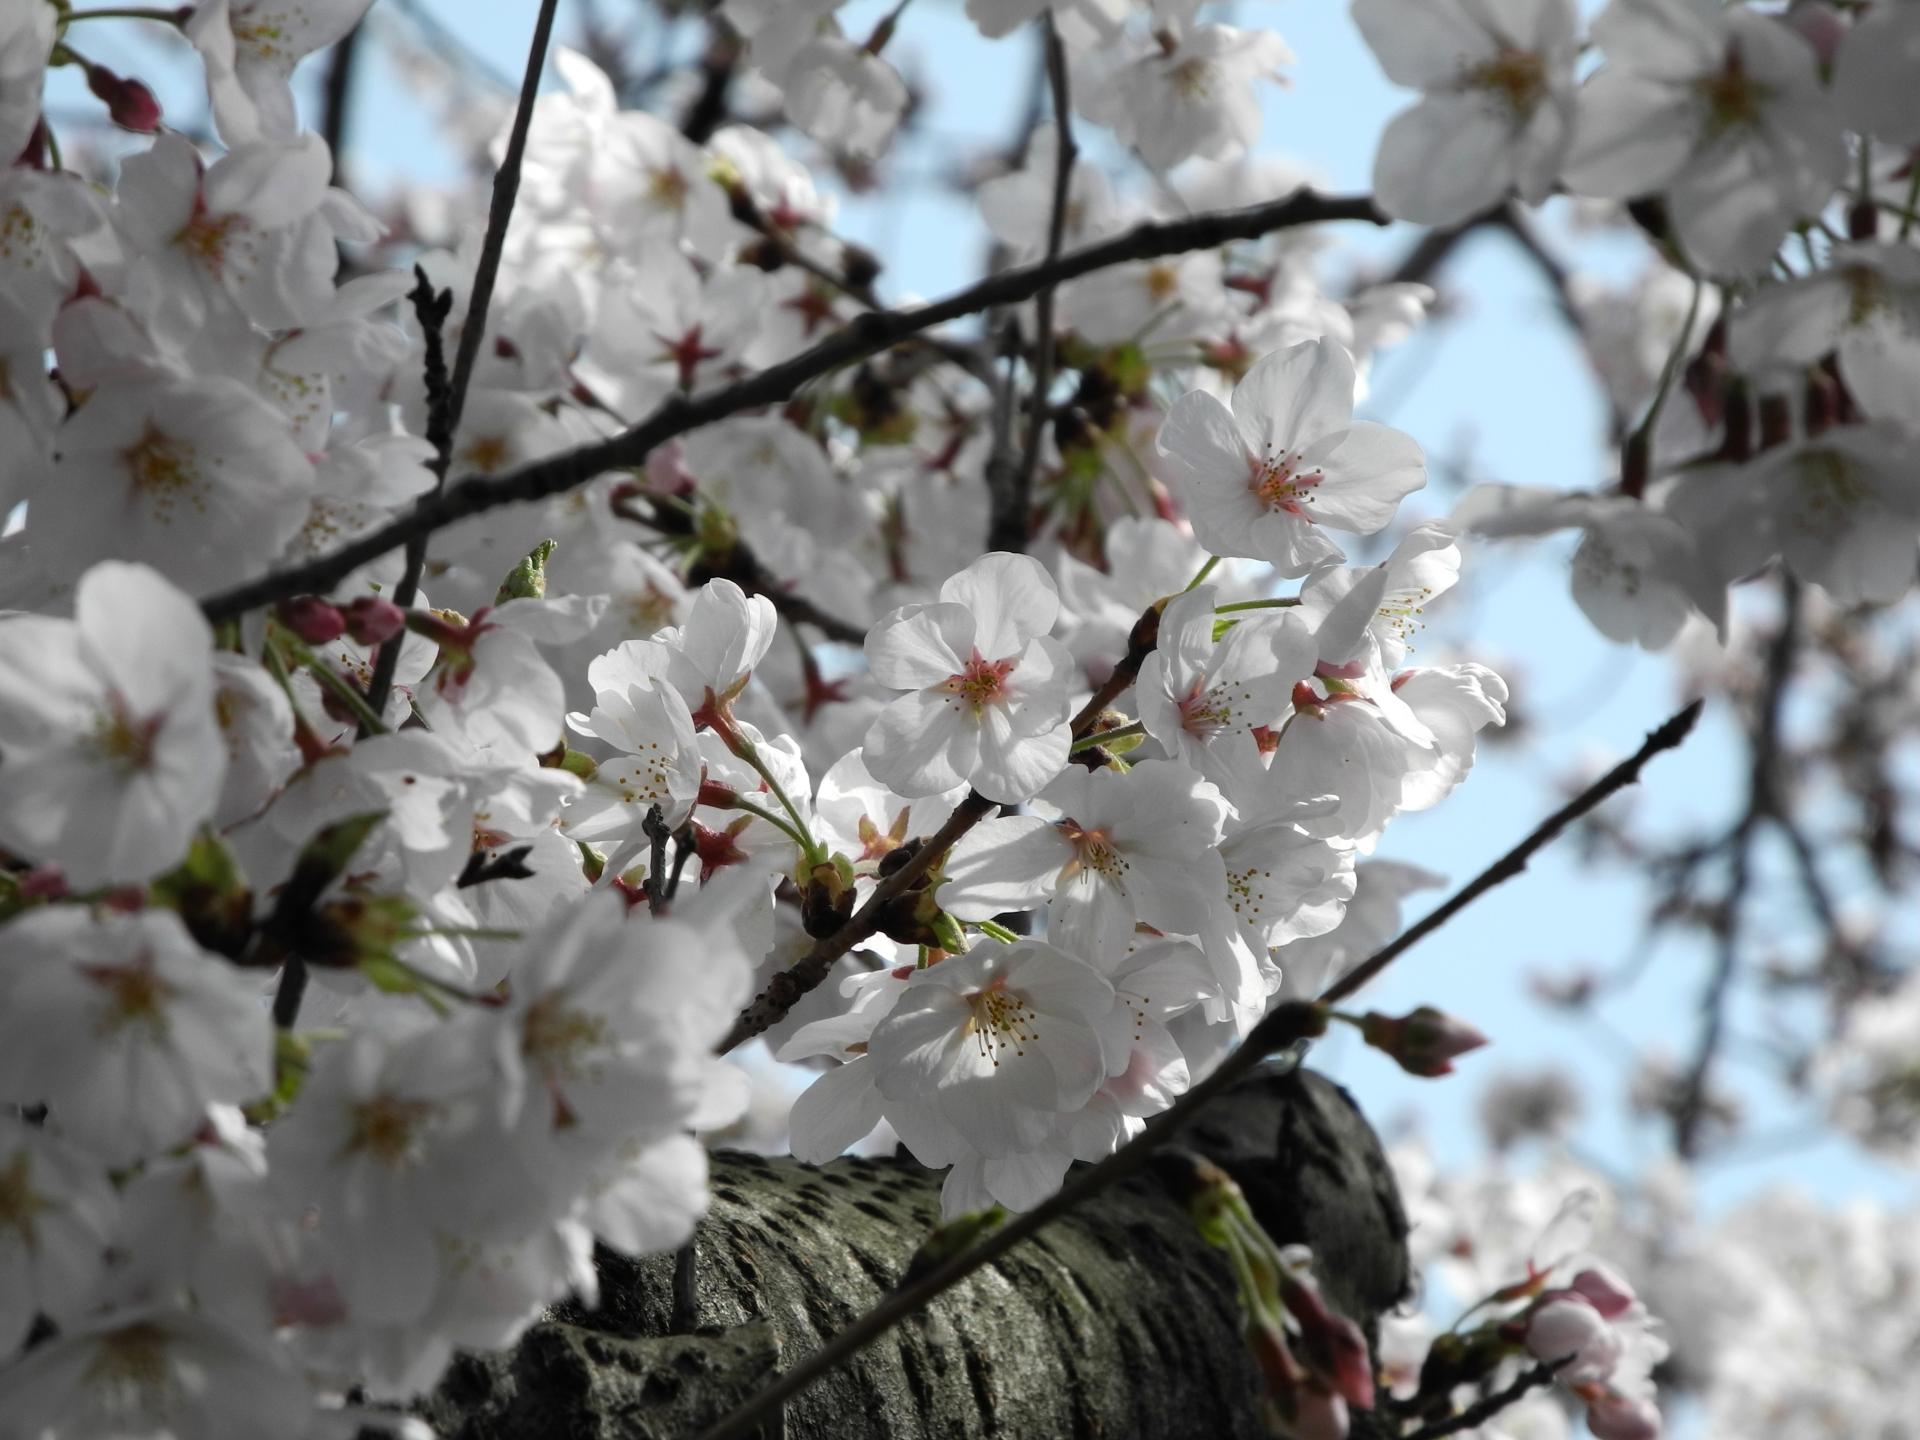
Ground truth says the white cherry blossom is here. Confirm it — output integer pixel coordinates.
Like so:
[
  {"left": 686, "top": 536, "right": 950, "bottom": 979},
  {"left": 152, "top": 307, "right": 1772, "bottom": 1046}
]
[
  {"left": 863, "top": 551, "right": 1074, "bottom": 803},
  {"left": 1562, "top": 0, "right": 1846, "bottom": 276},
  {"left": 0, "top": 907, "right": 272, "bottom": 1166},
  {"left": 1157, "top": 338, "right": 1426, "bottom": 576},
  {"left": 0, "top": 561, "right": 225, "bottom": 889},
  {"left": 1354, "top": 0, "right": 1580, "bottom": 225}
]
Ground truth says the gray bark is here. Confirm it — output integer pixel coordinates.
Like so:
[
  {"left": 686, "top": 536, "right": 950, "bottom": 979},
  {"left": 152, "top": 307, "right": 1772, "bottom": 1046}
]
[{"left": 413, "top": 1066, "right": 1409, "bottom": 1440}]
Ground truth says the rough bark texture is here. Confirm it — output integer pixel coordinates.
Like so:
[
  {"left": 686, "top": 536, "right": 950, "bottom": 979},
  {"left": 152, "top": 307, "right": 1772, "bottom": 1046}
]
[{"left": 415, "top": 1066, "right": 1409, "bottom": 1440}]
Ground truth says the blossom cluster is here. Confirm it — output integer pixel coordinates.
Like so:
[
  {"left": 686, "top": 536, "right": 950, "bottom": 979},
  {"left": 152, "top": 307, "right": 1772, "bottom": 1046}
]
[{"left": 7, "top": 0, "right": 1915, "bottom": 1433}]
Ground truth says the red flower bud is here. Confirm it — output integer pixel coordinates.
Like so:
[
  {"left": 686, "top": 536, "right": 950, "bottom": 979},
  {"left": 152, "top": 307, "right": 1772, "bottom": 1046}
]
[
  {"left": 343, "top": 595, "right": 406, "bottom": 647},
  {"left": 85, "top": 64, "right": 163, "bottom": 134},
  {"left": 278, "top": 597, "right": 347, "bottom": 645},
  {"left": 1358, "top": 1005, "right": 1488, "bottom": 1077}
]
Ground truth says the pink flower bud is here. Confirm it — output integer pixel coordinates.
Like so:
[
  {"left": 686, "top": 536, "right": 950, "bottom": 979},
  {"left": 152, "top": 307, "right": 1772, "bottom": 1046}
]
[
  {"left": 1570, "top": 1264, "right": 1638, "bottom": 1320},
  {"left": 1525, "top": 1296, "right": 1621, "bottom": 1385},
  {"left": 1281, "top": 1274, "right": 1375, "bottom": 1410},
  {"left": 343, "top": 595, "right": 406, "bottom": 647},
  {"left": 84, "top": 64, "right": 163, "bottom": 133},
  {"left": 1358, "top": 1006, "right": 1489, "bottom": 1077},
  {"left": 279, "top": 597, "right": 347, "bottom": 645},
  {"left": 1586, "top": 1388, "right": 1662, "bottom": 1440}
]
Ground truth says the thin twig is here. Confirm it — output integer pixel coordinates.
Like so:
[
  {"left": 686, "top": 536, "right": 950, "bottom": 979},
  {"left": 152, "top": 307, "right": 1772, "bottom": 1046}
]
[
  {"left": 1321, "top": 699, "right": 1703, "bottom": 1007},
  {"left": 614, "top": 496, "right": 870, "bottom": 646},
  {"left": 200, "top": 189, "right": 1384, "bottom": 623},
  {"left": 1400, "top": 1361, "right": 1566, "bottom": 1440},
  {"left": 363, "top": 268, "right": 452, "bottom": 721},
  {"left": 1673, "top": 578, "right": 1796, "bottom": 1156},
  {"left": 692, "top": 703, "right": 1702, "bottom": 1440},
  {"left": 363, "top": 0, "right": 561, "bottom": 717},
  {"left": 995, "top": 13, "right": 1075, "bottom": 554}
]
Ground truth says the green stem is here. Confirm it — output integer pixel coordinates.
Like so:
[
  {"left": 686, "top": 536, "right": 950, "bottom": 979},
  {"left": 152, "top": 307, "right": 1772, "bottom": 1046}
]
[
  {"left": 735, "top": 737, "right": 824, "bottom": 863},
  {"left": 1070, "top": 720, "right": 1144, "bottom": 753},
  {"left": 731, "top": 797, "right": 813, "bottom": 853},
  {"left": 278, "top": 633, "right": 390, "bottom": 735},
  {"left": 1622, "top": 272, "right": 1703, "bottom": 493},
  {"left": 1214, "top": 597, "right": 1299, "bottom": 614},
  {"left": 972, "top": 919, "right": 1020, "bottom": 944},
  {"left": 1181, "top": 555, "right": 1221, "bottom": 593}
]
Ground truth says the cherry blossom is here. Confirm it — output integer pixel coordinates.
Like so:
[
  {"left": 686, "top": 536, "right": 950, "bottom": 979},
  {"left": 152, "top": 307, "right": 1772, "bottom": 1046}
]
[
  {"left": 0, "top": 907, "right": 272, "bottom": 1166},
  {"left": 25, "top": 376, "right": 314, "bottom": 594},
  {"left": 1354, "top": 0, "right": 1580, "bottom": 225},
  {"left": 1157, "top": 338, "right": 1426, "bottom": 576},
  {"left": 0, "top": 562, "right": 225, "bottom": 889},
  {"left": 1562, "top": 0, "right": 1845, "bottom": 276},
  {"left": 863, "top": 551, "right": 1074, "bottom": 803}
]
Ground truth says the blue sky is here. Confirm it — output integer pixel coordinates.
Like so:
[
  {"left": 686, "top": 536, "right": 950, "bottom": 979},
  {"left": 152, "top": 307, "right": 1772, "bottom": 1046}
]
[{"left": 48, "top": 0, "right": 1913, "bottom": 1219}]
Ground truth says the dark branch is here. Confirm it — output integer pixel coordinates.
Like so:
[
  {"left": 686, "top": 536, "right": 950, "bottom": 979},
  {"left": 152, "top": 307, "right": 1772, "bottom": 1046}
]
[
  {"left": 614, "top": 495, "right": 870, "bottom": 647},
  {"left": 362, "top": 0, "right": 559, "bottom": 718},
  {"left": 988, "top": 13, "right": 1074, "bottom": 555},
  {"left": 200, "top": 189, "right": 1384, "bottom": 623},
  {"left": 1319, "top": 698, "right": 1704, "bottom": 1007},
  {"left": 695, "top": 702, "right": 1701, "bottom": 1440},
  {"left": 1673, "top": 577, "right": 1797, "bottom": 1157},
  {"left": 1400, "top": 1361, "right": 1566, "bottom": 1440}
]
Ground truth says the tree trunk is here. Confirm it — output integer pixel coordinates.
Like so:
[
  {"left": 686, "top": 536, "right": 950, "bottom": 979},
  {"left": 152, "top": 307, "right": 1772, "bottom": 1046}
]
[{"left": 415, "top": 1066, "right": 1410, "bottom": 1440}]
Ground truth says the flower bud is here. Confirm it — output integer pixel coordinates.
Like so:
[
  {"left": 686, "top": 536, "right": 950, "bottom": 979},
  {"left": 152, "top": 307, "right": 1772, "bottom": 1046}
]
[
  {"left": 343, "top": 596, "right": 406, "bottom": 647},
  {"left": 1357, "top": 1005, "right": 1489, "bottom": 1077},
  {"left": 85, "top": 63, "right": 162, "bottom": 133},
  {"left": 1585, "top": 1388, "right": 1662, "bottom": 1440},
  {"left": 1570, "top": 1265, "right": 1638, "bottom": 1321},
  {"left": 278, "top": 597, "right": 347, "bottom": 645},
  {"left": 1525, "top": 1296, "right": 1621, "bottom": 1384}
]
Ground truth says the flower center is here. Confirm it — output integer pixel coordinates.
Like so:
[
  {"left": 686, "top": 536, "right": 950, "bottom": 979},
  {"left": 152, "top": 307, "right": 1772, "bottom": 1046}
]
[
  {"left": 1794, "top": 448, "right": 1870, "bottom": 525},
  {"left": 964, "top": 978, "right": 1038, "bottom": 1067},
  {"left": 1178, "top": 679, "right": 1240, "bottom": 739},
  {"left": 82, "top": 1322, "right": 173, "bottom": 1410},
  {"left": 123, "top": 426, "right": 207, "bottom": 518},
  {"left": 521, "top": 996, "right": 610, "bottom": 1085},
  {"left": 648, "top": 167, "right": 691, "bottom": 212},
  {"left": 80, "top": 954, "right": 171, "bottom": 1036},
  {"left": 1467, "top": 48, "right": 1547, "bottom": 119},
  {"left": 177, "top": 207, "right": 250, "bottom": 279},
  {"left": 91, "top": 691, "right": 163, "bottom": 774},
  {"left": 1697, "top": 48, "right": 1767, "bottom": 137},
  {"left": 1170, "top": 56, "right": 1217, "bottom": 100},
  {"left": 1249, "top": 450, "right": 1325, "bottom": 516},
  {"left": 938, "top": 650, "right": 1017, "bottom": 713},
  {"left": 346, "top": 1094, "right": 435, "bottom": 1167},
  {"left": 1059, "top": 819, "right": 1126, "bottom": 880}
]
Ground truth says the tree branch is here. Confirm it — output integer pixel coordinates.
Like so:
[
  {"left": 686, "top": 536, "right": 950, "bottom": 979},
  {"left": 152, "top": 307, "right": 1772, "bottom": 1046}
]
[
  {"left": 362, "top": 0, "right": 559, "bottom": 717},
  {"left": 1399, "top": 1361, "right": 1565, "bottom": 1440},
  {"left": 988, "top": 14, "right": 1074, "bottom": 555},
  {"left": 1673, "top": 578, "right": 1796, "bottom": 1157},
  {"left": 694, "top": 701, "right": 1702, "bottom": 1440},
  {"left": 614, "top": 495, "right": 870, "bottom": 647},
  {"left": 1320, "top": 699, "right": 1703, "bottom": 1006},
  {"left": 200, "top": 189, "right": 1384, "bottom": 624}
]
